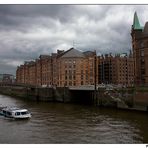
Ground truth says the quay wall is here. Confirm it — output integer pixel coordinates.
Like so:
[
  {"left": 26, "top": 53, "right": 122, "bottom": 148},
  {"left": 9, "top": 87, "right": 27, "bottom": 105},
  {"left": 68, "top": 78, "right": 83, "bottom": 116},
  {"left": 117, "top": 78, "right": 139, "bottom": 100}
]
[
  {"left": 0, "top": 86, "right": 71, "bottom": 102},
  {"left": 0, "top": 85, "right": 148, "bottom": 111},
  {"left": 96, "top": 88, "right": 148, "bottom": 111}
]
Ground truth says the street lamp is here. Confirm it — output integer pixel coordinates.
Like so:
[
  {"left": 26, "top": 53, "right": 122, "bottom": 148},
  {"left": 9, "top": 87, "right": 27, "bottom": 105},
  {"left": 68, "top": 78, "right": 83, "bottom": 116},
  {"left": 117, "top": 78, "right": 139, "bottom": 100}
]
[{"left": 94, "top": 50, "right": 97, "bottom": 106}]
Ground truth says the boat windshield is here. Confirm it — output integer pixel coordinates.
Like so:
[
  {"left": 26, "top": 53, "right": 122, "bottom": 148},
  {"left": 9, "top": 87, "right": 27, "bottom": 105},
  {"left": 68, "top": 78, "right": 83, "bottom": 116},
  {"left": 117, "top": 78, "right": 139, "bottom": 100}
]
[
  {"left": 15, "top": 112, "right": 20, "bottom": 116},
  {"left": 21, "top": 111, "right": 29, "bottom": 115},
  {"left": 7, "top": 111, "right": 12, "bottom": 116},
  {"left": 15, "top": 111, "right": 29, "bottom": 116},
  {"left": 2, "top": 110, "right": 12, "bottom": 116}
]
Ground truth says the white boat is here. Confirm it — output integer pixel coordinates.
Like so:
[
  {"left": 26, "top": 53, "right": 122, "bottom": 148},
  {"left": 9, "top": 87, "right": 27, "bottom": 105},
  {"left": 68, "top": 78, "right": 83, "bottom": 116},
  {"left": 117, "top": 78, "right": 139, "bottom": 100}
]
[{"left": 0, "top": 107, "right": 31, "bottom": 119}]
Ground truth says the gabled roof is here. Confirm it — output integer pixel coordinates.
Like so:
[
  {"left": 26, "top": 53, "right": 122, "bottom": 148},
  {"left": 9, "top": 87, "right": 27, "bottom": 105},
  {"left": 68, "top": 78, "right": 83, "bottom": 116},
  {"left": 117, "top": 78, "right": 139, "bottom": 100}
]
[
  {"left": 133, "top": 12, "right": 143, "bottom": 30},
  {"left": 144, "top": 22, "right": 148, "bottom": 34},
  {"left": 83, "top": 51, "right": 95, "bottom": 57},
  {"left": 60, "top": 48, "right": 85, "bottom": 58}
]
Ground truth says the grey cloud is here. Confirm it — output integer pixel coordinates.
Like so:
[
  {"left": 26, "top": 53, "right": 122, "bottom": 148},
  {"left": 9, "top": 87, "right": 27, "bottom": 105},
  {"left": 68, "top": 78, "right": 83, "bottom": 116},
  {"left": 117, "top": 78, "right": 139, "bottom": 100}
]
[
  {"left": 0, "top": 5, "right": 76, "bottom": 25},
  {"left": 0, "top": 60, "right": 18, "bottom": 75},
  {"left": 0, "top": 5, "right": 148, "bottom": 75}
]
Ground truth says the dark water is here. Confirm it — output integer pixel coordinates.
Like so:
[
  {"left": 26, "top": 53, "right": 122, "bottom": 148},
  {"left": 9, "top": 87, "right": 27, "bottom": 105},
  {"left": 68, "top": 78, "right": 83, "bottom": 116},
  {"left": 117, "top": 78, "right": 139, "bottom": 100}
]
[{"left": 0, "top": 94, "right": 148, "bottom": 144}]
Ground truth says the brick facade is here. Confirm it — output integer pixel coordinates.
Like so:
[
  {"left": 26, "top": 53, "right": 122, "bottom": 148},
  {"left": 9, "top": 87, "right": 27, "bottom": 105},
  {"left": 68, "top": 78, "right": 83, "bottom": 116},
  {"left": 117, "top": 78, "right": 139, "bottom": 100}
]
[
  {"left": 16, "top": 48, "right": 97, "bottom": 87},
  {"left": 16, "top": 48, "right": 133, "bottom": 87},
  {"left": 98, "top": 53, "right": 134, "bottom": 87},
  {"left": 57, "top": 49, "right": 97, "bottom": 87}
]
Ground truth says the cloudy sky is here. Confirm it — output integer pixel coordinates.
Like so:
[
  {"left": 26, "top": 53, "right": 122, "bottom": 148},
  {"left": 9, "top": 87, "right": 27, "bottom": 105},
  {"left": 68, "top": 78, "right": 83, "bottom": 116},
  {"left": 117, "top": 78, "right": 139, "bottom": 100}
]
[{"left": 0, "top": 5, "right": 148, "bottom": 75}]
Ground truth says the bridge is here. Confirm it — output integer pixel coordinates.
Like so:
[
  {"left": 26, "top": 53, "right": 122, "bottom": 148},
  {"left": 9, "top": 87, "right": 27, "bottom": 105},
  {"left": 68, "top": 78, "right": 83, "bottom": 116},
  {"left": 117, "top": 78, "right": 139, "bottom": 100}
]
[
  {"left": 69, "top": 85, "right": 96, "bottom": 91},
  {"left": 68, "top": 85, "right": 98, "bottom": 105}
]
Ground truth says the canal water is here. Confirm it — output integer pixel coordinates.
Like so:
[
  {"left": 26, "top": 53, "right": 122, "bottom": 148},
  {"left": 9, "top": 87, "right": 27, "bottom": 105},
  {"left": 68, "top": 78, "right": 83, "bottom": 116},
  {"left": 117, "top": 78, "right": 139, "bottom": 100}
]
[{"left": 0, "top": 94, "right": 148, "bottom": 144}]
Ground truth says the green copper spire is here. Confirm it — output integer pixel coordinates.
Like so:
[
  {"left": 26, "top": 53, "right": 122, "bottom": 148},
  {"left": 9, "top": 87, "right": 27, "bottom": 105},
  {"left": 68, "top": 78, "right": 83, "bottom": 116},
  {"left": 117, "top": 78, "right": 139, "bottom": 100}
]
[{"left": 133, "top": 12, "right": 142, "bottom": 30}]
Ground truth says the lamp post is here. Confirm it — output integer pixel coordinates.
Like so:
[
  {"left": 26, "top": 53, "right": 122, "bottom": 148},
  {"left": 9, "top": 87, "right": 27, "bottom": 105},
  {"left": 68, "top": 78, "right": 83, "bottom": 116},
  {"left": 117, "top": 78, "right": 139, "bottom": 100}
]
[{"left": 94, "top": 50, "right": 97, "bottom": 106}]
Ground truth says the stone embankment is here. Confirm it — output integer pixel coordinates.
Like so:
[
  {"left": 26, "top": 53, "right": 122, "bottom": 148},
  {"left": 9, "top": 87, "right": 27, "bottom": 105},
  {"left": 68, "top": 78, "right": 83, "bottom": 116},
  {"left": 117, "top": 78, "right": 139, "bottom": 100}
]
[
  {"left": 0, "top": 85, "right": 71, "bottom": 102},
  {"left": 0, "top": 85, "right": 148, "bottom": 112}
]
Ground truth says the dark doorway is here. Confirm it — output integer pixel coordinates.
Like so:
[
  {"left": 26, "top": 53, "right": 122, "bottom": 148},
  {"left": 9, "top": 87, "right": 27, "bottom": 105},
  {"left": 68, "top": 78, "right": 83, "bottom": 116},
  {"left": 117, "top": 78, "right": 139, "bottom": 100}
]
[{"left": 70, "top": 90, "right": 94, "bottom": 105}]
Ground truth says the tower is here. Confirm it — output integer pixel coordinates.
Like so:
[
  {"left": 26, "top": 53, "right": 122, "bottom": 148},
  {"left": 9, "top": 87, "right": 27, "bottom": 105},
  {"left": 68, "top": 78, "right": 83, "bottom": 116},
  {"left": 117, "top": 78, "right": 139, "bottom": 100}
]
[{"left": 131, "top": 12, "right": 148, "bottom": 86}]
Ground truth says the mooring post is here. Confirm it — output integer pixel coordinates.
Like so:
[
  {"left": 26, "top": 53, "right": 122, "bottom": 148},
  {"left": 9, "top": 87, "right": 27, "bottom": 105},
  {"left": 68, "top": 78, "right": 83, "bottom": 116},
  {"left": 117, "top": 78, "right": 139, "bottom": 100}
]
[{"left": 63, "top": 83, "right": 66, "bottom": 103}]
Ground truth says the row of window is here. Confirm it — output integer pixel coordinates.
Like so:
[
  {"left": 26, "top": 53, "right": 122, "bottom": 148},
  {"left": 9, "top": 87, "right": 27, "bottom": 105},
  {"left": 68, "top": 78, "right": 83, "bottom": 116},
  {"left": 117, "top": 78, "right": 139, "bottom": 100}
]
[
  {"left": 64, "top": 60, "right": 76, "bottom": 64},
  {"left": 65, "top": 64, "right": 76, "bottom": 69},
  {"left": 64, "top": 74, "right": 90, "bottom": 81},
  {"left": 64, "top": 80, "right": 94, "bottom": 86}
]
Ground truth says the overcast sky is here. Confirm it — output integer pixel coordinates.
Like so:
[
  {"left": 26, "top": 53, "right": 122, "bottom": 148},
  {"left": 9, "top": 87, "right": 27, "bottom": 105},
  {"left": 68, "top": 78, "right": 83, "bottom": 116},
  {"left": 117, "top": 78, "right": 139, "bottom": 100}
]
[{"left": 0, "top": 5, "right": 148, "bottom": 75}]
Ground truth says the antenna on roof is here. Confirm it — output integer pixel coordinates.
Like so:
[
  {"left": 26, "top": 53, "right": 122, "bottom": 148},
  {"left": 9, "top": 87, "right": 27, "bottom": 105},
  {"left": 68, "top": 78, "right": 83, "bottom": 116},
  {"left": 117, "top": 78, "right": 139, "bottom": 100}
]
[
  {"left": 72, "top": 40, "right": 76, "bottom": 48},
  {"left": 72, "top": 41, "right": 82, "bottom": 49}
]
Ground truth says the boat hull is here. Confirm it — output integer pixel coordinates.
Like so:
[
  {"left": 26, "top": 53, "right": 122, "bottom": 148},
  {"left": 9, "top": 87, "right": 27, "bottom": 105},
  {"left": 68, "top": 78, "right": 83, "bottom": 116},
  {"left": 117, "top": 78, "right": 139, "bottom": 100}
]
[{"left": 0, "top": 107, "right": 31, "bottom": 120}]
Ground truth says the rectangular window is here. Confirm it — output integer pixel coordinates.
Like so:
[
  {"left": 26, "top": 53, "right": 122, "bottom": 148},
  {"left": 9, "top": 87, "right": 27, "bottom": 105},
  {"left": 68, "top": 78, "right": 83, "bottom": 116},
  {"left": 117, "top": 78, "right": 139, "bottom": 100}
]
[
  {"left": 141, "top": 58, "right": 145, "bottom": 64},
  {"left": 69, "top": 75, "right": 72, "bottom": 80},
  {"left": 141, "top": 69, "right": 145, "bottom": 75},
  {"left": 69, "top": 70, "right": 72, "bottom": 74},
  {"left": 140, "top": 42, "right": 144, "bottom": 48},
  {"left": 141, "top": 50, "right": 144, "bottom": 57},
  {"left": 86, "top": 75, "right": 88, "bottom": 80},
  {"left": 69, "top": 81, "right": 72, "bottom": 86},
  {"left": 73, "top": 70, "right": 76, "bottom": 75}
]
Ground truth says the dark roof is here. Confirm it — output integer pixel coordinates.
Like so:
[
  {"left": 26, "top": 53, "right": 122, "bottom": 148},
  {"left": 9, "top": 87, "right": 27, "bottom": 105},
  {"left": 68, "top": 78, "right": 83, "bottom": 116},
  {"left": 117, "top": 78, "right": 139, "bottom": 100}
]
[
  {"left": 39, "top": 55, "right": 51, "bottom": 59},
  {"left": 144, "top": 22, "right": 148, "bottom": 34},
  {"left": 83, "top": 51, "right": 96, "bottom": 57},
  {"left": 59, "top": 48, "right": 85, "bottom": 58}
]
